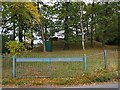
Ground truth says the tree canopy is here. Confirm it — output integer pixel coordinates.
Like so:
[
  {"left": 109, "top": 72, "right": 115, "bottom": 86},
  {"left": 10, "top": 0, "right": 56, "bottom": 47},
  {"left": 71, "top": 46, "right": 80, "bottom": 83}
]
[{"left": 1, "top": 1, "right": 119, "bottom": 53}]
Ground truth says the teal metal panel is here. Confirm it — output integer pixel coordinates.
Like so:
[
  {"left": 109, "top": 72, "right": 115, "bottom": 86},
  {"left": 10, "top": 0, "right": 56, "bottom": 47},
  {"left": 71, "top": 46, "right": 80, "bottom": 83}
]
[
  {"left": 83, "top": 54, "right": 86, "bottom": 73},
  {"left": 12, "top": 55, "right": 16, "bottom": 78},
  {"left": 16, "top": 57, "right": 83, "bottom": 62},
  {"left": 104, "top": 49, "right": 107, "bottom": 69}
]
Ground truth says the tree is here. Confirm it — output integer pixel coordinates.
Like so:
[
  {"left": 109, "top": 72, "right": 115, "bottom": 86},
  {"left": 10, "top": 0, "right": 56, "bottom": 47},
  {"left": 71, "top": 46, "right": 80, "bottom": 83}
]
[
  {"left": 2, "top": 2, "right": 40, "bottom": 48},
  {"left": 51, "top": 2, "right": 83, "bottom": 49},
  {"left": 80, "top": 1, "right": 86, "bottom": 50},
  {"left": 37, "top": 2, "right": 46, "bottom": 52},
  {"left": 40, "top": 1, "right": 88, "bottom": 50},
  {"left": 90, "top": 1, "right": 94, "bottom": 47},
  {"left": 95, "top": 2, "right": 118, "bottom": 46}
]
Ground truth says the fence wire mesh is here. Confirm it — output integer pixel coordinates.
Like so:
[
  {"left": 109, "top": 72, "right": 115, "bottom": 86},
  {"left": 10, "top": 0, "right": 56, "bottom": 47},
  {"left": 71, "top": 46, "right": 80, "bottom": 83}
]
[
  {"left": 86, "top": 52, "right": 104, "bottom": 74},
  {"left": 15, "top": 59, "right": 84, "bottom": 78},
  {"left": 2, "top": 54, "right": 12, "bottom": 78},
  {"left": 86, "top": 49, "right": 118, "bottom": 84},
  {"left": 106, "top": 50, "right": 118, "bottom": 71},
  {"left": 16, "top": 62, "right": 50, "bottom": 78}
]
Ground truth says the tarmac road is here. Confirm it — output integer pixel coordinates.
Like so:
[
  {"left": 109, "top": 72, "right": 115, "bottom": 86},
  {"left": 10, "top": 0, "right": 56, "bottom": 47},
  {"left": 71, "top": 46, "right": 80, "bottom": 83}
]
[
  {"left": 64, "top": 83, "right": 119, "bottom": 88},
  {"left": 2, "top": 82, "right": 119, "bottom": 89}
]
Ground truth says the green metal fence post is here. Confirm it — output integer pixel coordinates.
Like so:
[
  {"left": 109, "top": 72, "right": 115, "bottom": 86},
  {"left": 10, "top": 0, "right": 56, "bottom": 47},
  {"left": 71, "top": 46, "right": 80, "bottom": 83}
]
[
  {"left": 83, "top": 54, "right": 86, "bottom": 73},
  {"left": 104, "top": 49, "right": 107, "bottom": 69},
  {"left": 12, "top": 55, "right": 16, "bottom": 78}
]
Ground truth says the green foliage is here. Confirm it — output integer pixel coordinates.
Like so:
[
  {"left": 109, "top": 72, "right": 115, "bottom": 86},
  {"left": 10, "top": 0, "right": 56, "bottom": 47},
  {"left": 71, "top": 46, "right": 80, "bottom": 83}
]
[
  {"left": 46, "top": 2, "right": 86, "bottom": 48},
  {"left": 15, "top": 80, "right": 28, "bottom": 86},
  {"left": 2, "top": 2, "right": 40, "bottom": 46},
  {"left": 1, "top": 1, "right": 119, "bottom": 51},
  {"left": 23, "top": 41, "right": 32, "bottom": 50},
  {"left": 5, "top": 41, "right": 26, "bottom": 55},
  {"left": 1, "top": 35, "right": 10, "bottom": 53},
  {"left": 94, "top": 2, "right": 118, "bottom": 45},
  {"left": 2, "top": 78, "right": 15, "bottom": 85}
]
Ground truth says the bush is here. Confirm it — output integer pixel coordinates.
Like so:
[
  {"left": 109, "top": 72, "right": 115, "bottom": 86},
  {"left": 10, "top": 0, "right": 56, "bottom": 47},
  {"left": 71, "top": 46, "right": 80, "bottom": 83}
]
[
  {"left": 5, "top": 41, "right": 26, "bottom": 55},
  {"left": 1, "top": 35, "right": 10, "bottom": 53},
  {"left": 23, "top": 41, "right": 32, "bottom": 50}
]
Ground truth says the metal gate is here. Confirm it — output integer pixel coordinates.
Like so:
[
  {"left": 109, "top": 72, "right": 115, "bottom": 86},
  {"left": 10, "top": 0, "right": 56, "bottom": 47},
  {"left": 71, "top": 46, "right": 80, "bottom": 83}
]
[{"left": 12, "top": 55, "right": 86, "bottom": 78}]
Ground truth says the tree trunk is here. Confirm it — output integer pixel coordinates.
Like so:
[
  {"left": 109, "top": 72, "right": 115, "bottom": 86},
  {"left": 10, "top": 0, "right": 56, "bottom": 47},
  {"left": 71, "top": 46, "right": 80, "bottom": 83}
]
[
  {"left": 80, "top": 2, "right": 85, "bottom": 50},
  {"left": 102, "top": 2, "right": 108, "bottom": 48},
  {"left": 31, "top": 39, "right": 33, "bottom": 49},
  {"left": 86, "top": 18, "right": 89, "bottom": 40},
  {"left": 19, "top": 26, "right": 23, "bottom": 42},
  {"left": 76, "top": 25, "right": 78, "bottom": 41},
  {"left": 23, "top": 29, "right": 25, "bottom": 41},
  {"left": 41, "top": 25, "right": 46, "bottom": 52},
  {"left": 45, "top": 23, "right": 47, "bottom": 41},
  {"left": 90, "top": 1, "right": 94, "bottom": 48},
  {"left": 13, "top": 22, "right": 15, "bottom": 40},
  {"left": 31, "top": 30, "right": 34, "bottom": 49},
  {"left": 101, "top": 1, "right": 107, "bottom": 47},
  {"left": 64, "top": 2, "right": 70, "bottom": 49},
  {"left": 37, "top": 2, "right": 46, "bottom": 52},
  {"left": 23, "top": 24, "right": 27, "bottom": 41},
  {"left": 64, "top": 16, "right": 69, "bottom": 49},
  {"left": 18, "top": 15, "right": 23, "bottom": 42}
]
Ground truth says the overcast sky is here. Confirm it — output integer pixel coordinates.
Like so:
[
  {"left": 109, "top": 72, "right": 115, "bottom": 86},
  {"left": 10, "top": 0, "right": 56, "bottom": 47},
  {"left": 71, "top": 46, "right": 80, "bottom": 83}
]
[
  {"left": 41, "top": 0, "right": 118, "bottom": 4},
  {"left": 41, "top": 0, "right": 93, "bottom": 4}
]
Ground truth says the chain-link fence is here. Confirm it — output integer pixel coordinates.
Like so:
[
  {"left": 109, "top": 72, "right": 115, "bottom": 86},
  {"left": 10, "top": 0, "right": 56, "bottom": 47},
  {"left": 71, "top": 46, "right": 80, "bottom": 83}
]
[
  {"left": 2, "top": 49, "right": 118, "bottom": 79},
  {"left": 106, "top": 50, "right": 118, "bottom": 71},
  {"left": 14, "top": 61, "right": 84, "bottom": 78},
  {"left": 87, "top": 49, "right": 118, "bottom": 84},
  {"left": 14, "top": 56, "right": 84, "bottom": 78},
  {"left": 2, "top": 54, "right": 12, "bottom": 79},
  {"left": 86, "top": 52, "right": 105, "bottom": 74}
]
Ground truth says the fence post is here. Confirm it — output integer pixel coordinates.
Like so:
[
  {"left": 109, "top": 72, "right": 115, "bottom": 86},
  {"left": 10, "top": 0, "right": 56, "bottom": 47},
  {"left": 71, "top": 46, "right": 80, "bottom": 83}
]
[
  {"left": 12, "top": 55, "right": 16, "bottom": 78},
  {"left": 83, "top": 54, "right": 86, "bottom": 73},
  {"left": 104, "top": 49, "right": 107, "bottom": 69},
  {"left": 49, "top": 58, "right": 52, "bottom": 78}
]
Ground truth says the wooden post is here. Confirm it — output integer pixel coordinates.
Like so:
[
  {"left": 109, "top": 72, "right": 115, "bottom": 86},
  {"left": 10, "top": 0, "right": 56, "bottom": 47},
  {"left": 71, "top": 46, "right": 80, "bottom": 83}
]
[
  {"left": 12, "top": 55, "right": 16, "bottom": 78},
  {"left": 83, "top": 54, "right": 86, "bottom": 73},
  {"left": 104, "top": 49, "right": 107, "bottom": 69}
]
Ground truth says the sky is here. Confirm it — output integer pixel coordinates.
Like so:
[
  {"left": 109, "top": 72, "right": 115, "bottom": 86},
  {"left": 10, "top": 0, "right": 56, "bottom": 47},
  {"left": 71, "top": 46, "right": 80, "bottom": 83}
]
[
  {"left": 2, "top": 0, "right": 117, "bottom": 3},
  {"left": 40, "top": 0, "right": 119, "bottom": 4},
  {"left": 41, "top": 0, "right": 93, "bottom": 4}
]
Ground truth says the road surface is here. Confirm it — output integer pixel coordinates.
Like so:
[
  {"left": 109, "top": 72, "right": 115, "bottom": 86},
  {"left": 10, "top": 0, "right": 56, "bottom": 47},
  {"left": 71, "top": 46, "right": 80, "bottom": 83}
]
[{"left": 64, "top": 83, "right": 118, "bottom": 88}]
